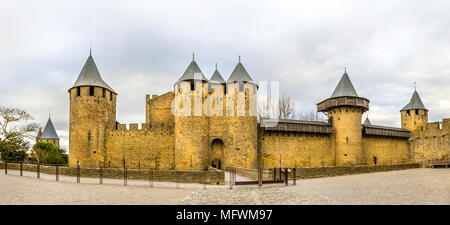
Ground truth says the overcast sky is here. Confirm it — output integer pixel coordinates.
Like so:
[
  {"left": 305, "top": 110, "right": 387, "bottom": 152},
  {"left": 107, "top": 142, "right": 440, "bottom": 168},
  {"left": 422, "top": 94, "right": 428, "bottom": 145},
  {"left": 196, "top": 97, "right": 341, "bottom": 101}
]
[{"left": 1, "top": 0, "right": 449, "bottom": 151}]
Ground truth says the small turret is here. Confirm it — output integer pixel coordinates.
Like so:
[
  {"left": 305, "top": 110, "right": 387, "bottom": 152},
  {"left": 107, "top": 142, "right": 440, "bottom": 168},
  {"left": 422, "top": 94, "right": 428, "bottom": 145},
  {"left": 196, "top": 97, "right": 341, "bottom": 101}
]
[
  {"left": 401, "top": 88, "right": 428, "bottom": 131},
  {"left": 363, "top": 117, "right": 371, "bottom": 125},
  {"left": 36, "top": 117, "right": 60, "bottom": 148}
]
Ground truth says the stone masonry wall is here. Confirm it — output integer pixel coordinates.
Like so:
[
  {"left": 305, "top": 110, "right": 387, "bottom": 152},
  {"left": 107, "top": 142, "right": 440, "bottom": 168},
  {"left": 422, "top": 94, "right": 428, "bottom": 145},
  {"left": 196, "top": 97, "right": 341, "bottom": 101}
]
[
  {"left": 259, "top": 131, "right": 334, "bottom": 168},
  {"left": 231, "top": 163, "right": 420, "bottom": 181},
  {"left": 105, "top": 124, "right": 175, "bottom": 169},
  {"left": 411, "top": 118, "right": 450, "bottom": 166},
  {"left": 362, "top": 135, "right": 410, "bottom": 165},
  {"left": 146, "top": 91, "right": 175, "bottom": 126}
]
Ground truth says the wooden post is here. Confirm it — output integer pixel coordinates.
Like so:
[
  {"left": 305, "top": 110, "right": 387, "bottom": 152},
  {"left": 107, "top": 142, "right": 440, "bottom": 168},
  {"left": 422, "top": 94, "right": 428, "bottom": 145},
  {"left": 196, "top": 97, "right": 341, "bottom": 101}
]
[
  {"left": 284, "top": 168, "right": 288, "bottom": 186},
  {"left": 20, "top": 162, "right": 23, "bottom": 176},
  {"left": 99, "top": 166, "right": 103, "bottom": 184},
  {"left": 293, "top": 168, "right": 296, "bottom": 185},
  {"left": 37, "top": 162, "right": 40, "bottom": 179},
  {"left": 4, "top": 161, "right": 7, "bottom": 175},
  {"left": 76, "top": 160, "right": 80, "bottom": 183},
  {"left": 56, "top": 166, "right": 59, "bottom": 181},
  {"left": 273, "top": 167, "right": 276, "bottom": 180},
  {"left": 149, "top": 168, "right": 154, "bottom": 188}
]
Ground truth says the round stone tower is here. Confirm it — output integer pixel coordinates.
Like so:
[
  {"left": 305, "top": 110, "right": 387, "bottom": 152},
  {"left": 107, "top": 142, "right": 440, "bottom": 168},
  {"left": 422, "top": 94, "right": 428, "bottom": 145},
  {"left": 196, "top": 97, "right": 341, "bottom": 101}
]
[
  {"left": 173, "top": 55, "right": 209, "bottom": 170},
  {"left": 400, "top": 88, "right": 428, "bottom": 132},
  {"left": 224, "top": 57, "right": 258, "bottom": 169},
  {"left": 317, "top": 70, "right": 369, "bottom": 166},
  {"left": 68, "top": 51, "right": 117, "bottom": 167}
]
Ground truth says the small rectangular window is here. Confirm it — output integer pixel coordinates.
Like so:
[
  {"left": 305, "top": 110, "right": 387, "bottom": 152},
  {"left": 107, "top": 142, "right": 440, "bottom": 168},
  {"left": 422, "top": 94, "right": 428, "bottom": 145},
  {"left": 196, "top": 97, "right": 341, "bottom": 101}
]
[
  {"left": 77, "top": 87, "right": 80, "bottom": 96},
  {"left": 88, "top": 131, "right": 91, "bottom": 141},
  {"left": 224, "top": 85, "right": 228, "bottom": 94},
  {"left": 89, "top": 87, "right": 95, "bottom": 96},
  {"left": 239, "top": 83, "right": 244, "bottom": 92},
  {"left": 208, "top": 84, "right": 212, "bottom": 94},
  {"left": 415, "top": 109, "right": 419, "bottom": 115},
  {"left": 102, "top": 89, "right": 105, "bottom": 98},
  {"left": 190, "top": 81, "right": 195, "bottom": 91},
  {"left": 110, "top": 93, "right": 113, "bottom": 101}
]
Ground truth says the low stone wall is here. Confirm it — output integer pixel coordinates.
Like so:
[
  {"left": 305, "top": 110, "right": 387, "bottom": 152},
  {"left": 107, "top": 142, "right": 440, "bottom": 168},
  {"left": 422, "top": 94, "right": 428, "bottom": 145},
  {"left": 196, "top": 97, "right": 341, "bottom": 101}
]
[
  {"left": 0, "top": 162, "right": 224, "bottom": 184},
  {"left": 232, "top": 163, "right": 420, "bottom": 180},
  {"left": 231, "top": 167, "right": 273, "bottom": 180},
  {"left": 293, "top": 163, "right": 420, "bottom": 179}
]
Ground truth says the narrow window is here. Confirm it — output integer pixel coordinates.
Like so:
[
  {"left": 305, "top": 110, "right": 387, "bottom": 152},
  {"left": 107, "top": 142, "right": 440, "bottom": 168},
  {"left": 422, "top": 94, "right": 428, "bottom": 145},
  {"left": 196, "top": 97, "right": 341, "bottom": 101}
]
[
  {"left": 208, "top": 84, "right": 212, "bottom": 94},
  {"left": 224, "top": 84, "right": 228, "bottom": 94},
  {"left": 406, "top": 111, "right": 410, "bottom": 116},
  {"left": 88, "top": 131, "right": 91, "bottom": 141},
  {"left": 190, "top": 81, "right": 195, "bottom": 91},
  {"left": 77, "top": 87, "right": 80, "bottom": 96},
  {"left": 346, "top": 137, "right": 349, "bottom": 146},
  {"left": 89, "top": 86, "right": 95, "bottom": 96},
  {"left": 102, "top": 89, "right": 105, "bottom": 98},
  {"left": 415, "top": 109, "right": 419, "bottom": 115},
  {"left": 110, "top": 93, "right": 113, "bottom": 101},
  {"left": 239, "top": 83, "right": 244, "bottom": 92}
]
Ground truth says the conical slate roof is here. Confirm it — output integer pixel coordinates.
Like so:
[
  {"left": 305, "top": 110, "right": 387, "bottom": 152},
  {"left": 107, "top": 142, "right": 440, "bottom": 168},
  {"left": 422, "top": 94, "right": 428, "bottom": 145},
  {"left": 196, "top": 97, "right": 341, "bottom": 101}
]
[
  {"left": 39, "top": 118, "right": 59, "bottom": 140},
  {"left": 363, "top": 117, "right": 371, "bottom": 125},
  {"left": 330, "top": 71, "right": 359, "bottom": 98},
  {"left": 209, "top": 67, "right": 226, "bottom": 84},
  {"left": 177, "top": 60, "right": 208, "bottom": 82},
  {"left": 36, "top": 128, "right": 42, "bottom": 139},
  {"left": 401, "top": 90, "right": 428, "bottom": 111},
  {"left": 70, "top": 53, "right": 116, "bottom": 94},
  {"left": 228, "top": 60, "right": 256, "bottom": 85}
]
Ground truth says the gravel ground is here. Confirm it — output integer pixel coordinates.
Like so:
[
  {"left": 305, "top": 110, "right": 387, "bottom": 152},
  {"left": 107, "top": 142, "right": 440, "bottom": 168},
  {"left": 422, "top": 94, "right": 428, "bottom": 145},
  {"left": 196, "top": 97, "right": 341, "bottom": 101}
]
[
  {"left": 182, "top": 168, "right": 450, "bottom": 205},
  {"left": 1, "top": 168, "right": 448, "bottom": 205},
  {"left": 0, "top": 170, "right": 207, "bottom": 205}
]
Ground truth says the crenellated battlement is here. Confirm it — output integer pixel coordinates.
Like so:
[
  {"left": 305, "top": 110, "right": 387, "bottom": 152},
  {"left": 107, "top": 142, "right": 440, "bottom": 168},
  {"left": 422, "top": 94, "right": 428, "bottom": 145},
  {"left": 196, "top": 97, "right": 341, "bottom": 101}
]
[
  {"left": 413, "top": 118, "right": 449, "bottom": 138},
  {"left": 111, "top": 123, "right": 174, "bottom": 136}
]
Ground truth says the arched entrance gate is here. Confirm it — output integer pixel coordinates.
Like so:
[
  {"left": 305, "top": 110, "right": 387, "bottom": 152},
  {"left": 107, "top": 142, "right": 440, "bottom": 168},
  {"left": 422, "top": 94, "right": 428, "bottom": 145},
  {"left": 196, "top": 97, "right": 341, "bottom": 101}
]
[{"left": 210, "top": 139, "right": 224, "bottom": 169}]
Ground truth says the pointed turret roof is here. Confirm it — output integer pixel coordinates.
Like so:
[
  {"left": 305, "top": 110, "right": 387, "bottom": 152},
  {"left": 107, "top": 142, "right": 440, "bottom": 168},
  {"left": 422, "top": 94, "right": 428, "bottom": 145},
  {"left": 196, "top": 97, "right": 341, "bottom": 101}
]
[
  {"left": 36, "top": 128, "right": 42, "bottom": 139},
  {"left": 401, "top": 90, "right": 428, "bottom": 111},
  {"left": 39, "top": 118, "right": 59, "bottom": 140},
  {"left": 209, "top": 64, "right": 226, "bottom": 84},
  {"left": 363, "top": 117, "right": 371, "bottom": 125},
  {"left": 70, "top": 52, "right": 116, "bottom": 94},
  {"left": 330, "top": 70, "right": 359, "bottom": 98},
  {"left": 177, "top": 55, "right": 208, "bottom": 82},
  {"left": 227, "top": 57, "right": 257, "bottom": 86}
]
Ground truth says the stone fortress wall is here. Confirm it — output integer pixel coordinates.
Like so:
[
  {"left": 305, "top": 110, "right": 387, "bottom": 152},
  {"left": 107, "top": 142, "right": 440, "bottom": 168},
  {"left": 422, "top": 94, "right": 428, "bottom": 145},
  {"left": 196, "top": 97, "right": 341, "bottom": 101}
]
[
  {"left": 410, "top": 118, "right": 449, "bottom": 166},
  {"left": 68, "top": 53, "right": 449, "bottom": 172}
]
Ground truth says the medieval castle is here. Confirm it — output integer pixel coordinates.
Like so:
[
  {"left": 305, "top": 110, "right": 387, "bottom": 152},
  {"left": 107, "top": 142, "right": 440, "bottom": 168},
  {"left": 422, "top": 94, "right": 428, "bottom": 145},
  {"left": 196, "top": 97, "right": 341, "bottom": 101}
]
[{"left": 66, "top": 51, "right": 449, "bottom": 170}]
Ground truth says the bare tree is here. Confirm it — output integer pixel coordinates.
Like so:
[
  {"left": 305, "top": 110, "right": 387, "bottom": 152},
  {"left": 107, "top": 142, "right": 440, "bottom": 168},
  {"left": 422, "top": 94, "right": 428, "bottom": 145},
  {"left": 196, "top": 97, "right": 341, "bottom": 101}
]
[
  {"left": 297, "top": 111, "right": 327, "bottom": 122},
  {"left": 0, "top": 107, "right": 39, "bottom": 160},
  {"left": 278, "top": 95, "right": 296, "bottom": 120},
  {"left": 0, "top": 107, "right": 39, "bottom": 142},
  {"left": 258, "top": 95, "right": 297, "bottom": 120}
]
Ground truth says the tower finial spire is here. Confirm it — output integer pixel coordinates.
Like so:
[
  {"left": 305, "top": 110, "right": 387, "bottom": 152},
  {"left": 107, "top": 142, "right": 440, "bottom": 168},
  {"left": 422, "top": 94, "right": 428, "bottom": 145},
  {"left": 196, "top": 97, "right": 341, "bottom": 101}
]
[
  {"left": 192, "top": 53, "right": 195, "bottom": 61},
  {"left": 238, "top": 55, "right": 241, "bottom": 63},
  {"left": 215, "top": 63, "right": 217, "bottom": 70},
  {"left": 344, "top": 67, "right": 347, "bottom": 73},
  {"left": 48, "top": 107, "right": 51, "bottom": 119},
  {"left": 89, "top": 41, "right": 92, "bottom": 56},
  {"left": 414, "top": 82, "right": 416, "bottom": 91}
]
